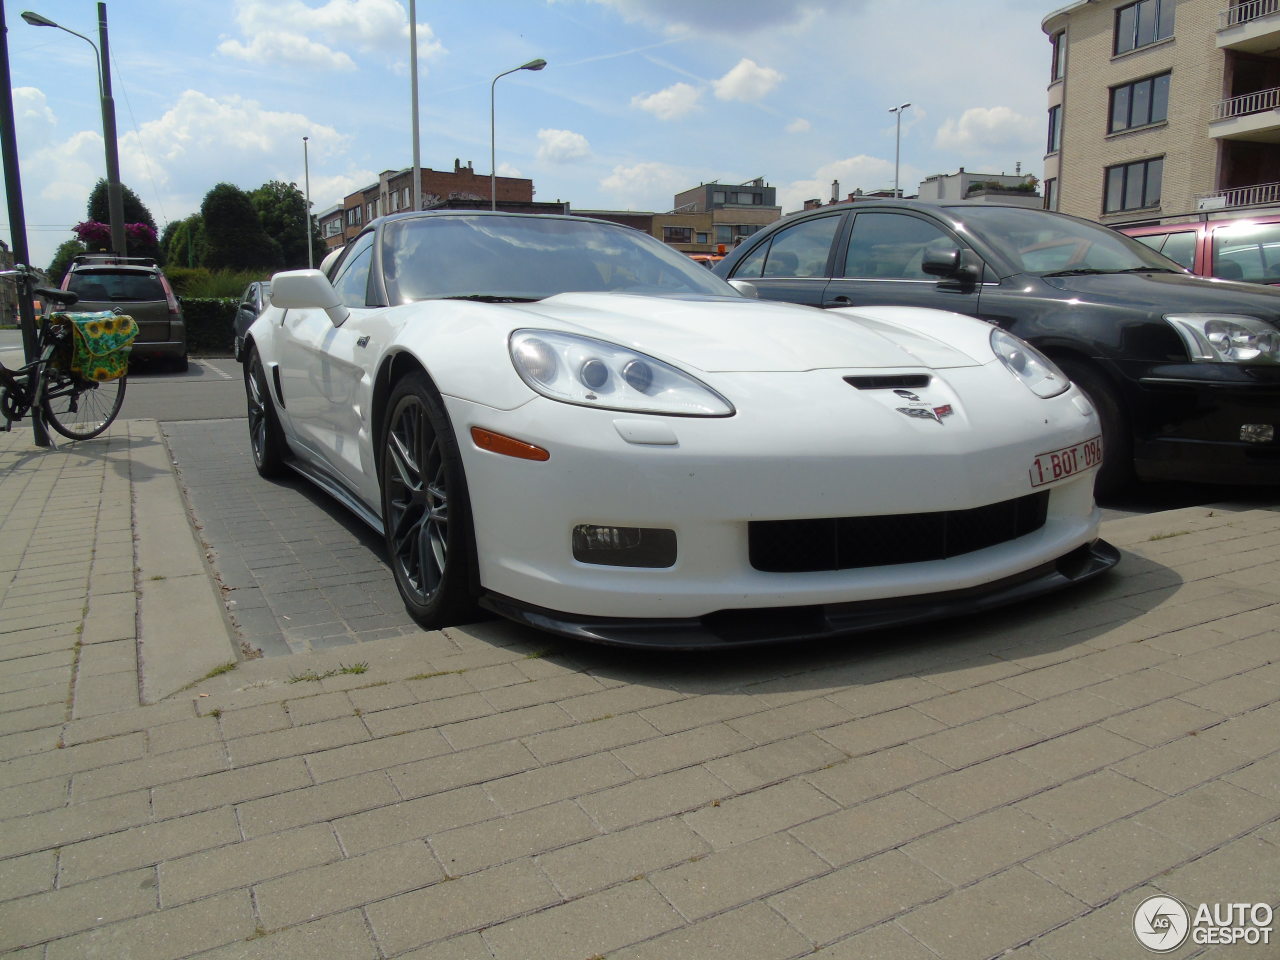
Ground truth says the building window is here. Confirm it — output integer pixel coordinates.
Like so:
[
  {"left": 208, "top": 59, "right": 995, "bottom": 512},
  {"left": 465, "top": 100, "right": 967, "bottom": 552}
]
[
  {"left": 1047, "top": 105, "right": 1062, "bottom": 154},
  {"left": 1110, "top": 73, "right": 1170, "bottom": 132},
  {"left": 1050, "top": 31, "right": 1066, "bottom": 81},
  {"left": 1114, "top": 0, "right": 1174, "bottom": 55},
  {"left": 1044, "top": 178, "right": 1058, "bottom": 211},
  {"left": 663, "top": 226, "right": 694, "bottom": 244},
  {"left": 1104, "top": 157, "right": 1163, "bottom": 213},
  {"left": 366, "top": 202, "right": 376, "bottom": 221},
  {"left": 712, "top": 191, "right": 726, "bottom": 204},
  {"left": 696, "top": 233, "right": 708, "bottom": 244}
]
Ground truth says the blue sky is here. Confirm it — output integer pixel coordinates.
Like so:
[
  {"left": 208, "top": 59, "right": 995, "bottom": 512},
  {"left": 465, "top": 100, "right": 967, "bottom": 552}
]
[{"left": 4, "top": 0, "right": 1058, "bottom": 268}]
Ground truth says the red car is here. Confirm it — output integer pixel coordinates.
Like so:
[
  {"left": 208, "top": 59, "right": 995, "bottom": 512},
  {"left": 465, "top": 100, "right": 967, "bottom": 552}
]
[{"left": 1118, "top": 214, "right": 1280, "bottom": 285}]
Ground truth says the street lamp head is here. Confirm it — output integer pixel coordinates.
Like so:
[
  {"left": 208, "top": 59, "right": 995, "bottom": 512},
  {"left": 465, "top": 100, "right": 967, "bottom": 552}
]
[
  {"left": 20, "top": 11, "right": 60, "bottom": 28},
  {"left": 889, "top": 101, "right": 911, "bottom": 113},
  {"left": 521, "top": 58, "right": 548, "bottom": 71}
]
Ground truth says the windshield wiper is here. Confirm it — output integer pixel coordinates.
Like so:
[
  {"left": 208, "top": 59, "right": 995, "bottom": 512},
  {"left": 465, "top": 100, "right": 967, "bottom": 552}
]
[
  {"left": 1112, "top": 266, "right": 1183, "bottom": 274},
  {"left": 1039, "top": 268, "right": 1109, "bottom": 277},
  {"left": 440, "top": 294, "right": 540, "bottom": 303}
]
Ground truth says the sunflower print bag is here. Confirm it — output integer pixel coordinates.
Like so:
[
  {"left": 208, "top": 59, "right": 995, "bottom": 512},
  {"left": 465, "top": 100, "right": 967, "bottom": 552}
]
[{"left": 51, "top": 312, "right": 138, "bottom": 382}]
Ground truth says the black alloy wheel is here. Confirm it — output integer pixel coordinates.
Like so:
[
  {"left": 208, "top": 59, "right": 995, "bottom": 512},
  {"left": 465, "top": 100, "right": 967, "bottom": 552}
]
[
  {"left": 245, "top": 348, "right": 289, "bottom": 478},
  {"left": 380, "top": 373, "right": 477, "bottom": 627}
]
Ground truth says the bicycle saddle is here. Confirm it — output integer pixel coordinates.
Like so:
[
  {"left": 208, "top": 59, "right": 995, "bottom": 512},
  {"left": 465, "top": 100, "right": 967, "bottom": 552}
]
[{"left": 35, "top": 287, "right": 79, "bottom": 307}]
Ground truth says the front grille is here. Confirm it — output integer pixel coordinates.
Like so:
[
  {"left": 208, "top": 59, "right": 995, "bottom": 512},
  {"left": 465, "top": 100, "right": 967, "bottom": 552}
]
[
  {"left": 749, "top": 492, "right": 1050, "bottom": 573},
  {"left": 843, "top": 374, "right": 931, "bottom": 390}
]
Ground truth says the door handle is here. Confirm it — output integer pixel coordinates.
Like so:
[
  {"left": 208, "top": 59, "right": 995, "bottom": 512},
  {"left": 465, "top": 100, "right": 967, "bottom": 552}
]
[{"left": 825, "top": 296, "right": 853, "bottom": 307}]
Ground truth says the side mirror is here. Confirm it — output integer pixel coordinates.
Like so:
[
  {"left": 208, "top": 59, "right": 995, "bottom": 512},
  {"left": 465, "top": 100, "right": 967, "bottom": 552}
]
[
  {"left": 270, "top": 269, "right": 350, "bottom": 327},
  {"left": 921, "top": 245, "right": 963, "bottom": 277},
  {"left": 728, "top": 279, "right": 759, "bottom": 298}
]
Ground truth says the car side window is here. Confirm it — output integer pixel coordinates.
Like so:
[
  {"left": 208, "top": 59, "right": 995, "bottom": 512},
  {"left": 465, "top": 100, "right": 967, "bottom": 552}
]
[
  {"left": 331, "top": 232, "right": 375, "bottom": 307},
  {"left": 1213, "top": 222, "right": 1280, "bottom": 283},
  {"left": 842, "top": 213, "right": 954, "bottom": 280},
  {"left": 732, "top": 215, "right": 839, "bottom": 280}
]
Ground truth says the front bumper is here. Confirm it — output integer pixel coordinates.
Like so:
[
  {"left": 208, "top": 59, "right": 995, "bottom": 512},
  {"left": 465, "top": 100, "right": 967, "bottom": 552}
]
[
  {"left": 481, "top": 539, "right": 1119, "bottom": 649},
  {"left": 1131, "top": 364, "right": 1280, "bottom": 485}
]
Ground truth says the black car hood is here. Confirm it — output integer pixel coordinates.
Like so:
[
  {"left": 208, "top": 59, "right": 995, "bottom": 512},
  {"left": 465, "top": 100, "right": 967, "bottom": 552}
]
[{"left": 1039, "top": 270, "right": 1280, "bottom": 319}]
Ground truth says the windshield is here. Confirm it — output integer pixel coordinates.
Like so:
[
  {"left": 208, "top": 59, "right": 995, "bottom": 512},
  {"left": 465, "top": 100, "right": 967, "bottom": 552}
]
[
  {"left": 382, "top": 215, "right": 736, "bottom": 303},
  {"left": 957, "top": 206, "right": 1185, "bottom": 277}
]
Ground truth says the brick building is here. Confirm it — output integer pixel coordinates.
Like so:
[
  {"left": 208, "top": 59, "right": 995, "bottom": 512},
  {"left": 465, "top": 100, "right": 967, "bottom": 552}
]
[{"left": 1042, "top": 0, "right": 1280, "bottom": 225}]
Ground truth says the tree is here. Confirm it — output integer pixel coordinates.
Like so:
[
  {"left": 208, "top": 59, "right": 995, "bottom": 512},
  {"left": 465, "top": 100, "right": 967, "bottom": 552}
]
[
  {"left": 47, "top": 239, "right": 86, "bottom": 282},
  {"left": 163, "top": 214, "right": 207, "bottom": 268},
  {"left": 87, "top": 179, "right": 158, "bottom": 234},
  {"left": 250, "top": 180, "right": 319, "bottom": 269},
  {"left": 201, "top": 183, "right": 281, "bottom": 271}
]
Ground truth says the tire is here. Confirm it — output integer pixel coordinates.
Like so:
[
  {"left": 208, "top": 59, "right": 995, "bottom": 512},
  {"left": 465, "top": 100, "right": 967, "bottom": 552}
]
[
  {"left": 1056, "top": 357, "right": 1134, "bottom": 499},
  {"left": 380, "top": 373, "right": 478, "bottom": 628},
  {"left": 244, "top": 348, "right": 289, "bottom": 478},
  {"left": 42, "top": 371, "right": 126, "bottom": 440},
  {"left": 171, "top": 354, "right": 189, "bottom": 373}
]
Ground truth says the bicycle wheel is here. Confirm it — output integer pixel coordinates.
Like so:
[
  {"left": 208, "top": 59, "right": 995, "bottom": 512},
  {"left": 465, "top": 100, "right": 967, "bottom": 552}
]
[{"left": 42, "top": 370, "right": 126, "bottom": 440}]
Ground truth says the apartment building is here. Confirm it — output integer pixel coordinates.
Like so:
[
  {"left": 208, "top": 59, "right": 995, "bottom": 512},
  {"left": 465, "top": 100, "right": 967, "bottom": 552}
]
[{"left": 1042, "top": 0, "right": 1280, "bottom": 224}]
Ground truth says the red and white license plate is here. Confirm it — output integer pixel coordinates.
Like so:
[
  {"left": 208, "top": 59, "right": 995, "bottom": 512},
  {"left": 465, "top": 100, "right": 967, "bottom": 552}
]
[{"left": 1029, "top": 436, "right": 1103, "bottom": 487}]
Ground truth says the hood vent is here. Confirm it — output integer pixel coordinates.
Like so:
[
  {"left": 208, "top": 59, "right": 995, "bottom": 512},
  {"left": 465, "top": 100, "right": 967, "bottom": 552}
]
[{"left": 843, "top": 374, "right": 931, "bottom": 390}]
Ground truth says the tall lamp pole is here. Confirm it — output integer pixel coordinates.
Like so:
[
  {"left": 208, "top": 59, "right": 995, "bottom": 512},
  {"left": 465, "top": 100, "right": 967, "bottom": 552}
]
[
  {"left": 302, "top": 136, "right": 312, "bottom": 268},
  {"left": 22, "top": 4, "right": 126, "bottom": 256},
  {"left": 889, "top": 101, "right": 911, "bottom": 199},
  {"left": 408, "top": 0, "right": 421, "bottom": 213},
  {"left": 490, "top": 58, "right": 546, "bottom": 211}
]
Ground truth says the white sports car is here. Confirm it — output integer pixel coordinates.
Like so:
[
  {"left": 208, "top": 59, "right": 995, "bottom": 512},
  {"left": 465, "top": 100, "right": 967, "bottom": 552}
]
[{"left": 244, "top": 211, "right": 1117, "bottom": 648}]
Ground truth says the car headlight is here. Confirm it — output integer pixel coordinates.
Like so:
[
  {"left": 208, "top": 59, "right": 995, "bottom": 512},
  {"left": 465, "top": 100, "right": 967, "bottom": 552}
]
[
  {"left": 990, "top": 328, "right": 1069, "bottom": 398},
  {"left": 1165, "top": 314, "right": 1280, "bottom": 364},
  {"left": 509, "top": 329, "right": 734, "bottom": 416}
]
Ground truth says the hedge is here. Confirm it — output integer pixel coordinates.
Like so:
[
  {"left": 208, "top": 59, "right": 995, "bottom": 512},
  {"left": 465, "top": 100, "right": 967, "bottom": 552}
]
[{"left": 180, "top": 297, "right": 238, "bottom": 356}]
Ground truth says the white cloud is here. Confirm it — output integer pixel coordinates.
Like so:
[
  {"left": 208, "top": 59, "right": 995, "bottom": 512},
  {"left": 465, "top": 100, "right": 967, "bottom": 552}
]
[
  {"left": 600, "top": 162, "right": 687, "bottom": 208},
  {"left": 563, "top": 0, "right": 830, "bottom": 35},
  {"left": 217, "top": 0, "right": 444, "bottom": 71},
  {"left": 536, "top": 129, "right": 591, "bottom": 164},
  {"left": 631, "top": 82, "right": 701, "bottom": 121},
  {"left": 497, "top": 162, "right": 523, "bottom": 178},
  {"left": 713, "top": 59, "right": 782, "bottom": 102},
  {"left": 777, "top": 155, "right": 898, "bottom": 213},
  {"left": 934, "top": 106, "right": 1039, "bottom": 153},
  {"left": 786, "top": 117, "right": 811, "bottom": 135}
]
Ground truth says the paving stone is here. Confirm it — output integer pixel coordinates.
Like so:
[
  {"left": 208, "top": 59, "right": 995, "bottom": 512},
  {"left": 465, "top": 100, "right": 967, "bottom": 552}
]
[
  {"left": 1027, "top": 884, "right": 1177, "bottom": 960},
  {"left": 770, "top": 849, "right": 951, "bottom": 945},
  {"left": 1014, "top": 769, "right": 1165, "bottom": 836},
  {"left": 704, "top": 732, "right": 848, "bottom": 793},
  {"left": 389, "top": 739, "right": 541, "bottom": 800},
  {"left": 813, "top": 922, "right": 944, "bottom": 959},
  {"left": 650, "top": 832, "right": 828, "bottom": 920},
  {"left": 1090, "top": 667, "right": 1198, "bottom": 709},
  {"left": 0, "top": 789, "right": 150, "bottom": 859},
  {"left": 0, "top": 849, "right": 56, "bottom": 900},
  {"left": 914, "top": 682, "right": 1033, "bottom": 726},
  {"left": 612, "top": 722, "right": 753, "bottom": 778},
  {"left": 226, "top": 716, "right": 368, "bottom": 766},
  {"left": 683, "top": 778, "right": 838, "bottom": 849},
  {"left": 521, "top": 713, "right": 659, "bottom": 765},
  {"left": 192, "top": 910, "right": 379, "bottom": 960},
  {"left": 159, "top": 822, "right": 342, "bottom": 905},
  {"left": 908, "top": 755, "right": 1060, "bottom": 820},
  {"left": 305, "top": 728, "right": 451, "bottom": 783},
  {"left": 902, "top": 807, "right": 1067, "bottom": 885},
  {"left": 60, "top": 806, "right": 240, "bottom": 884},
  {"left": 1226, "top": 752, "right": 1280, "bottom": 802},
  {"left": 0, "top": 867, "right": 158, "bottom": 953},
  {"left": 1025, "top": 819, "right": 1195, "bottom": 907},
  {"left": 361, "top": 693, "right": 495, "bottom": 738},
  {"left": 440, "top": 703, "right": 574, "bottom": 751},
  {"left": 255, "top": 840, "right": 441, "bottom": 929},
  {"left": 392, "top": 932, "right": 494, "bottom": 960},
  {"left": 217, "top": 702, "right": 290, "bottom": 740},
  {"left": 806, "top": 744, "right": 950, "bottom": 807},
  {"left": 145, "top": 716, "right": 222, "bottom": 755},
  {"left": 577, "top": 765, "right": 734, "bottom": 831},
  {"left": 791, "top": 789, "right": 954, "bottom": 867},
  {"left": 1132, "top": 779, "right": 1279, "bottom": 850},
  {"left": 430, "top": 800, "right": 598, "bottom": 875},
  {"left": 238, "top": 771, "right": 399, "bottom": 838},
  {"left": 284, "top": 691, "right": 355, "bottom": 726},
  {"left": 366, "top": 860, "right": 559, "bottom": 956},
  {"left": 481, "top": 878, "right": 683, "bottom": 960},
  {"left": 484, "top": 752, "right": 634, "bottom": 814},
  {"left": 151, "top": 757, "right": 312, "bottom": 819},
  {"left": 1113, "top": 733, "right": 1255, "bottom": 795},
  {"left": 479, "top": 672, "right": 607, "bottom": 711},
  {"left": 333, "top": 785, "right": 498, "bottom": 857},
  {"left": 1099, "top": 699, "right": 1224, "bottom": 747},
  {"left": 823, "top": 675, "right": 948, "bottom": 718},
  {"left": 537, "top": 817, "right": 709, "bottom": 899},
  {"left": 897, "top": 866, "right": 1086, "bottom": 960},
  {"left": 44, "top": 889, "right": 255, "bottom": 960},
  {"left": 1157, "top": 834, "right": 1280, "bottom": 908},
  {"left": 913, "top": 715, "right": 1044, "bottom": 769},
  {"left": 558, "top": 683, "right": 684, "bottom": 722},
  {"left": 609, "top": 901, "right": 813, "bottom": 960},
  {"left": 818, "top": 707, "right": 945, "bottom": 759},
  {"left": 0, "top": 730, "right": 145, "bottom": 788}
]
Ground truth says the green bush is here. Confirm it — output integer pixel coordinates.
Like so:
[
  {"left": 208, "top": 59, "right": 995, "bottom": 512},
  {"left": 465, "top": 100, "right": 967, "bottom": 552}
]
[
  {"left": 181, "top": 297, "right": 239, "bottom": 356},
  {"left": 168, "top": 266, "right": 265, "bottom": 298}
]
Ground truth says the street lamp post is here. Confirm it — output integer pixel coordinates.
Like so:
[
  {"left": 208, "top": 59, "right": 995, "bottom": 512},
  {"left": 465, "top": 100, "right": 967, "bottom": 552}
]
[
  {"left": 23, "top": 4, "right": 126, "bottom": 256},
  {"left": 889, "top": 102, "right": 911, "bottom": 199},
  {"left": 490, "top": 58, "right": 546, "bottom": 211},
  {"left": 302, "top": 136, "right": 312, "bottom": 269}
]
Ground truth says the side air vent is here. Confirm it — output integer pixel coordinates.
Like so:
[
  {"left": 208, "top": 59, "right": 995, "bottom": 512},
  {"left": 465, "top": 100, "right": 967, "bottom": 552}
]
[{"left": 843, "top": 374, "right": 931, "bottom": 390}]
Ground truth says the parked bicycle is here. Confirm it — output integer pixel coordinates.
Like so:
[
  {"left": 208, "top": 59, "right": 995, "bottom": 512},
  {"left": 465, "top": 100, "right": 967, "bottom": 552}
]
[{"left": 1, "top": 265, "right": 129, "bottom": 442}]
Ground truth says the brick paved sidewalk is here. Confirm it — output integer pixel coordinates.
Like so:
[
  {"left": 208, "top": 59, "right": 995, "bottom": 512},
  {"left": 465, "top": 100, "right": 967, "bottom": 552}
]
[{"left": 2, "top": 420, "right": 1279, "bottom": 959}]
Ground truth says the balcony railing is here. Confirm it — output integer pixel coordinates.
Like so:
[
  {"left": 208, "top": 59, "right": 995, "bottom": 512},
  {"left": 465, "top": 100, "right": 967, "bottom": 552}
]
[
  {"left": 1220, "top": 0, "right": 1280, "bottom": 29},
  {"left": 1198, "top": 181, "right": 1280, "bottom": 208},
  {"left": 1212, "top": 85, "right": 1280, "bottom": 120}
]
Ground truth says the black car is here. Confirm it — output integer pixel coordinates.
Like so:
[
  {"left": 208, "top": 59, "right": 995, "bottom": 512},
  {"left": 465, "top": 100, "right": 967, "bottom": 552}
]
[
  {"left": 233, "top": 280, "right": 271, "bottom": 361},
  {"left": 715, "top": 201, "right": 1280, "bottom": 492}
]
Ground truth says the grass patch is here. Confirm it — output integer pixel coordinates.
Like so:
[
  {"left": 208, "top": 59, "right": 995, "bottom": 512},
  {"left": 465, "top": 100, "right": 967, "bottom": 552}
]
[
  {"left": 204, "top": 662, "right": 237, "bottom": 679},
  {"left": 287, "top": 661, "right": 370, "bottom": 684},
  {"left": 1147, "top": 530, "right": 1191, "bottom": 541},
  {"left": 406, "top": 669, "right": 464, "bottom": 681}
]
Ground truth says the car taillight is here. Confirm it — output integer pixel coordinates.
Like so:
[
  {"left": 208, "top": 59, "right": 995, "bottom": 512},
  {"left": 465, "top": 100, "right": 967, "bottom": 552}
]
[{"left": 160, "top": 276, "right": 181, "bottom": 317}]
